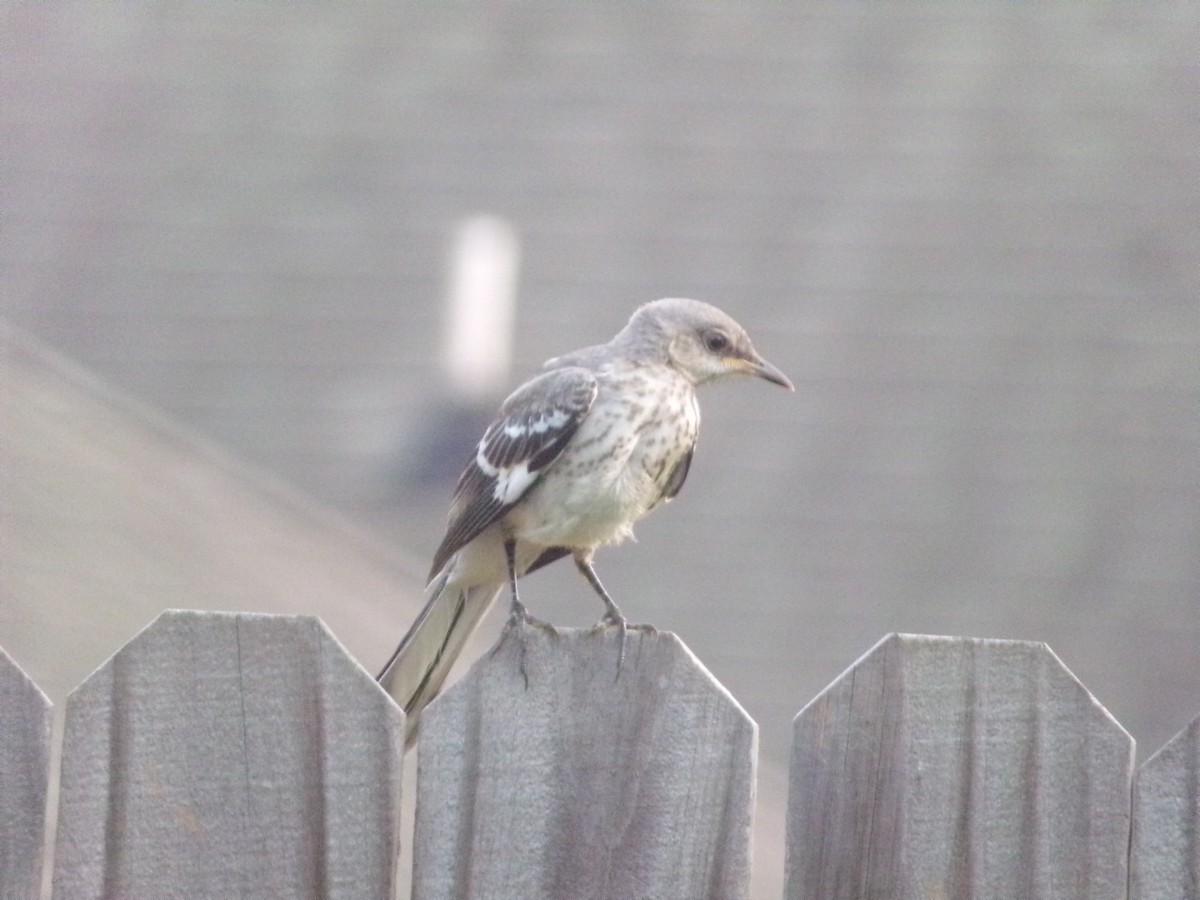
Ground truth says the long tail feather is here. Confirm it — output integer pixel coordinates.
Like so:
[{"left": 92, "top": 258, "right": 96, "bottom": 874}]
[{"left": 377, "top": 569, "right": 505, "bottom": 747}]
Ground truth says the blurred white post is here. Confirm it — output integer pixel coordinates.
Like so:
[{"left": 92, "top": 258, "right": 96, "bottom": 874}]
[{"left": 443, "top": 215, "right": 520, "bottom": 403}]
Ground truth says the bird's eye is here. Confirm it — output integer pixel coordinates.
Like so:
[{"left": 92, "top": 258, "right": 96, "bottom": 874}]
[{"left": 703, "top": 330, "right": 730, "bottom": 353}]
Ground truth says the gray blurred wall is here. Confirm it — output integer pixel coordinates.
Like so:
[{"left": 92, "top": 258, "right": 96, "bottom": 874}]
[{"left": 3, "top": 4, "right": 1197, "bottom": 773}]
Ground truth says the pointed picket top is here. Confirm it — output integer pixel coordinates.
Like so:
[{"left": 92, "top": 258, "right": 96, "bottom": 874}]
[
  {"left": 787, "top": 633, "right": 1134, "bottom": 900},
  {"left": 1130, "top": 711, "right": 1200, "bottom": 898},
  {"left": 0, "top": 645, "right": 52, "bottom": 899},
  {"left": 52, "top": 610, "right": 405, "bottom": 900},
  {"left": 414, "top": 624, "right": 756, "bottom": 900}
]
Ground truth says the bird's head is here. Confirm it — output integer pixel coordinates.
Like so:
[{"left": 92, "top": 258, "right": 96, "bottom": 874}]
[{"left": 628, "top": 298, "right": 793, "bottom": 390}]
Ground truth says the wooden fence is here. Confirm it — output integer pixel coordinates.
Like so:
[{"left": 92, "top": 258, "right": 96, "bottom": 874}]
[{"left": 2, "top": 610, "right": 1196, "bottom": 899}]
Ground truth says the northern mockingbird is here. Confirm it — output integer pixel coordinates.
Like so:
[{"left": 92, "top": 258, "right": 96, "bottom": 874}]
[{"left": 379, "top": 298, "right": 792, "bottom": 744}]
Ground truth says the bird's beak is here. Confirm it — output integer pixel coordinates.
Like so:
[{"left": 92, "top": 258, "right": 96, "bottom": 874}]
[{"left": 739, "top": 354, "right": 794, "bottom": 391}]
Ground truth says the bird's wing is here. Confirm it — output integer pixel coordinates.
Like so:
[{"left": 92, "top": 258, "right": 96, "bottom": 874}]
[
  {"left": 428, "top": 367, "right": 599, "bottom": 580},
  {"left": 522, "top": 545, "right": 573, "bottom": 577},
  {"left": 658, "top": 444, "right": 694, "bottom": 504}
]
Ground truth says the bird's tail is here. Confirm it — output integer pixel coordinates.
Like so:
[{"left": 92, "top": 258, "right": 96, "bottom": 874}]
[{"left": 377, "top": 569, "right": 505, "bottom": 747}]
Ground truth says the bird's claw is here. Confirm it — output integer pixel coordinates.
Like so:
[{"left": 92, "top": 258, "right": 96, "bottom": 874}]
[
  {"left": 589, "top": 611, "right": 656, "bottom": 681},
  {"left": 496, "top": 600, "right": 554, "bottom": 689},
  {"left": 596, "top": 609, "right": 627, "bottom": 630}
]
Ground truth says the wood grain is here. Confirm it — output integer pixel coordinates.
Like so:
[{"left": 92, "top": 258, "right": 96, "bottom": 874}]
[
  {"left": 787, "top": 634, "right": 1135, "bottom": 899},
  {"left": 51, "top": 611, "right": 405, "bottom": 900},
  {"left": 414, "top": 624, "right": 756, "bottom": 900}
]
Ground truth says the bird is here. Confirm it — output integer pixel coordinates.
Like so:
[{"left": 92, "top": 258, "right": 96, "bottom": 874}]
[{"left": 378, "top": 298, "right": 792, "bottom": 745}]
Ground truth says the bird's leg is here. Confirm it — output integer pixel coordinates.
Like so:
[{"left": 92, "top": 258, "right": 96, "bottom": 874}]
[
  {"left": 576, "top": 554, "right": 634, "bottom": 678},
  {"left": 576, "top": 556, "right": 625, "bottom": 625},
  {"left": 503, "top": 538, "right": 531, "bottom": 626},
  {"left": 497, "top": 537, "right": 542, "bottom": 688}
]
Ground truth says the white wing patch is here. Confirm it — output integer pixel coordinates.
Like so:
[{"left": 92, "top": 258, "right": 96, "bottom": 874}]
[
  {"left": 501, "top": 407, "right": 570, "bottom": 440},
  {"left": 534, "top": 408, "right": 571, "bottom": 432},
  {"left": 492, "top": 461, "right": 538, "bottom": 504},
  {"left": 475, "top": 440, "right": 500, "bottom": 477},
  {"left": 476, "top": 408, "right": 573, "bottom": 503}
]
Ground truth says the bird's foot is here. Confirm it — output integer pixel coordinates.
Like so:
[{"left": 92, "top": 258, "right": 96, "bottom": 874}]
[
  {"left": 588, "top": 609, "right": 626, "bottom": 637},
  {"left": 496, "top": 599, "right": 554, "bottom": 689},
  {"left": 589, "top": 610, "right": 658, "bottom": 681}
]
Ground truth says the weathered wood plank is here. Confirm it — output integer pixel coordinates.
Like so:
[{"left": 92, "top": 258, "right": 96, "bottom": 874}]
[
  {"left": 786, "top": 634, "right": 1135, "bottom": 900},
  {"left": 51, "top": 610, "right": 405, "bottom": 900},
  {"left": 1130, "top": 712, "right": 1200, "bottom": 899},
  {"left": 0, "top": 645, "right": 52, "bottom": 899},
  {"left": 413, "top": 625, "right": 756, "bottom": 900}
]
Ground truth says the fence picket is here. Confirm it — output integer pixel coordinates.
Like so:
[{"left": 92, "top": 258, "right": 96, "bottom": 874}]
[
  {"left": 786, "top": 633, "right": 1135, "bottom": 900},
  {"left": 413, "top": 625, "right": 756, "bottom": 900},
  {"left": 4, "top": 617, "right": 1195, "bottom": 898},
  {"left": 50, "top": 610, "right": 405, "bottom": 900},
  {"left": 0, "top": 646, "right": 52, "bottom": 900},
  {"left": 1130, "top": 712, "right": 1200, "bottom": 899}
]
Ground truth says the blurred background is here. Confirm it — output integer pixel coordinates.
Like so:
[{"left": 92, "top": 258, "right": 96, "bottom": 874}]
[{"left": 2, "top": 4, "right": 1197, "bottom": 895}]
